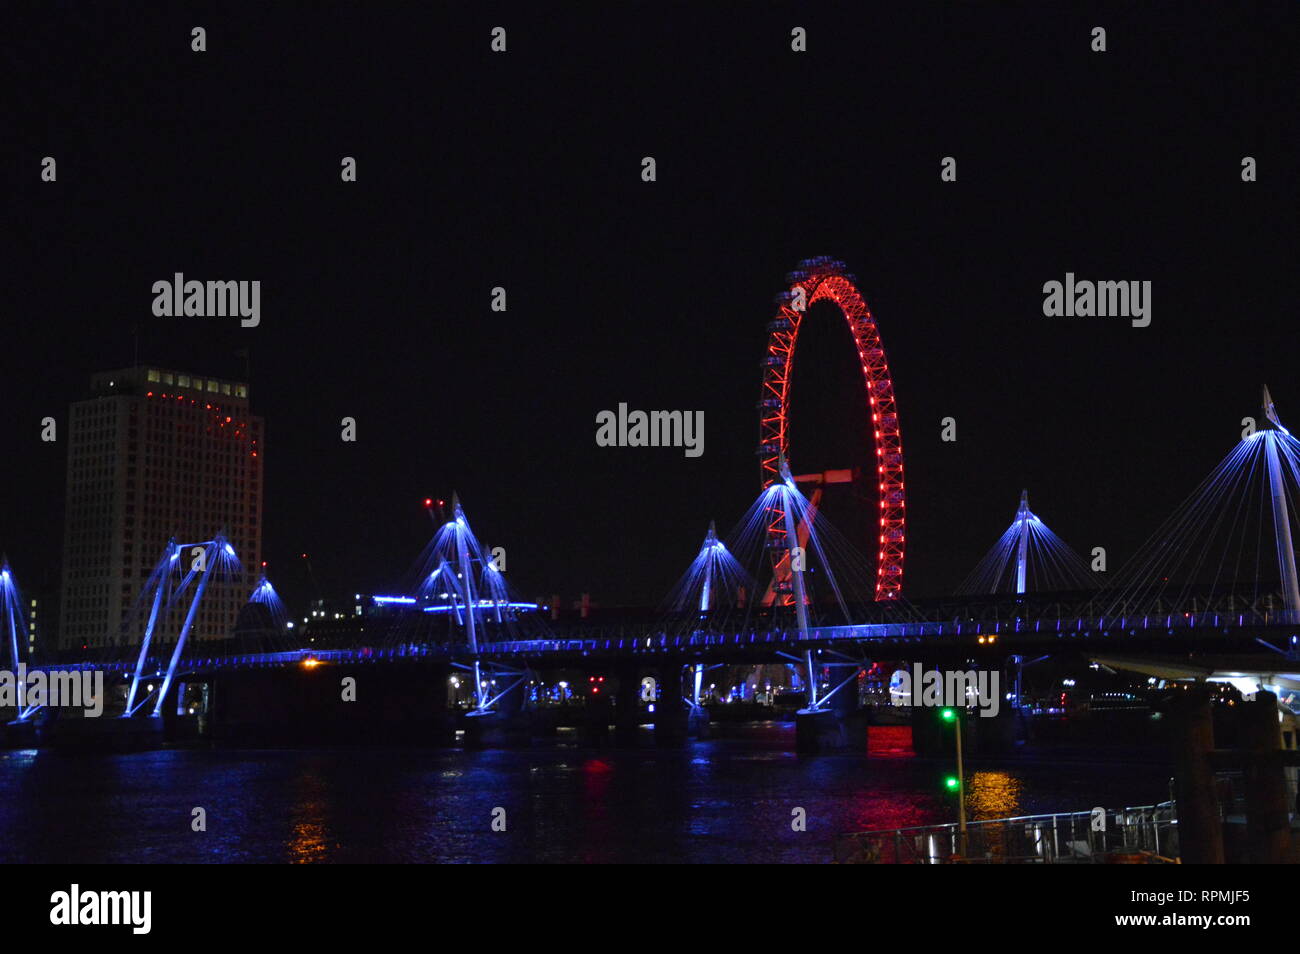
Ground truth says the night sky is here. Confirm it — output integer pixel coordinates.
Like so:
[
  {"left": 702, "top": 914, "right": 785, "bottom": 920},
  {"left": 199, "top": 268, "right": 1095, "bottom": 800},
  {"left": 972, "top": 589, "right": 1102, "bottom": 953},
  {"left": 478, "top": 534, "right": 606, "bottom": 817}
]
[{"left": 5, "top": 3, "right": 1296, "bottom": 617}]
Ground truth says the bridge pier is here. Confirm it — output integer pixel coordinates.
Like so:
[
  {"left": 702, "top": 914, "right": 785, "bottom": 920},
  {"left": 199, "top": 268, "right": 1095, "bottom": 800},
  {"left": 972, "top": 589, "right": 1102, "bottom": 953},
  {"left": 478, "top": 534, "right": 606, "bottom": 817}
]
[
  {"left": 42, "top": 712, "right": 165, "bottom": 752},
  {"left": 795, "top": 708, "right": 839, "bottom": 752},
  {"left": 966, "top": 704, "right": 1018, "bottom": 756},
  {"left": 909, "top": 705, "right": 944, "bottom": 756},
  {"left": 464, "top": 678, "right": 530, "bottom": 749},
  {"left": 685, "top": 662, "right": 711, "bottom": 739},
  {"left": 1171, "top": 685, "right": 1224, "bottom": 864},
  {"left": 0, "top": 718, "right": 37, "bottom": 748},
  {"left": 579, "top": 693, "right": 612, "bottom": 746},
  {"left": 614, "top": 660, "right": 640, "bottom": 746},
  {"left": 1241, "top": 690, "right": 1291, "bottom": 863},
  {"left": 205, "top": 663, "right": 457, "bottom": 746},
  {"left": 833, "top": 673, "right": 868, "bottom": 749},
  {"left": 687, "top": 703, "right": 710, "bottom": 740},
  {"left": 655, "top": 661, "right": 688, "bottom": 747},
  {"left": 795, "top": 669, "right": 868, "bottom": 753},
  {"left": 795, "top": 693, "right": 868, "bottom": 754}
]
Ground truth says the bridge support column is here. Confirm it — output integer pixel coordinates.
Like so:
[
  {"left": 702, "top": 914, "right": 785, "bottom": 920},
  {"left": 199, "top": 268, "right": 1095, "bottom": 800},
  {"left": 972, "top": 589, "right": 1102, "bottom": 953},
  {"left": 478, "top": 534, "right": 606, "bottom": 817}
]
[
  {"left": 967, "top": 703, "right": 1017, "bottom": 756},
  {"left": 687, "top": 702, "right": 710, "bottom": 740},
  {"left": 0, "top": 719, "right": 37, "bottom": 748},
  {"left": 655, "top": 661, "right": 688, "bottom": 747},
  {"left": 429, "top": 665, "right": 458, "bottom": 746},
  {"left": 1241, "top": 690, "right": 1291, "bottom": 864},
  {"left": 44, "top": 711, "right": 164, "bottom": 752},
  {"left": 910, "top": 704, "right": 944, "bottom": 756},
  {"left": 795, "top": 708, "right": 840, "bottom": 752},
  {"left": 831, "top": 672, "right": 867, "bottom": 750},
  {"left": 795, "top": 674, "right": 868, "bottom": 753},
  {"left": 614, "top": 660, "right": 640, "bottom": 746},
  {"left": 463, "top": 709, "right": 530, "bottom": 748},
  {"left": 578, "top": 693, "right": 611, "bottom": 747},
  {"left": 687, "top": 663, "right": 710, "bottom": 740},
  {"left": 498, "top": 678, "right": 525, "bottom": 716},
  {"left": 463, "top": 676, "right": 530, "bottom": 749},
  {"left": 1171, "top": 686, "right": 1224, "bottom": 864}
]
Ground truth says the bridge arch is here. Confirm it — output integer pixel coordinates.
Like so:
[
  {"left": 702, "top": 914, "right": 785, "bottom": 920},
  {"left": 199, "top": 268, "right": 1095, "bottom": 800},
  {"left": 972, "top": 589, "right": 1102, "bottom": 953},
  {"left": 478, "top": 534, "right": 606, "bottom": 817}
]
[{"left": 758, "top": 257, "right": 905, "bottom": 599}]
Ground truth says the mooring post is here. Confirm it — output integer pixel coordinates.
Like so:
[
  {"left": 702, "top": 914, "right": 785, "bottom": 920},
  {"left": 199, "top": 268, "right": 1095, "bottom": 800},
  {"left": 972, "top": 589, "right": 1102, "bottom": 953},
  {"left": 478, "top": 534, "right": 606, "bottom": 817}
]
[
  {"left": 1241, "top": 689, "right": 1291, "bottom": 863},
  {"left": 1171, "top": 684, "right": 1224, "bottom": 863}
]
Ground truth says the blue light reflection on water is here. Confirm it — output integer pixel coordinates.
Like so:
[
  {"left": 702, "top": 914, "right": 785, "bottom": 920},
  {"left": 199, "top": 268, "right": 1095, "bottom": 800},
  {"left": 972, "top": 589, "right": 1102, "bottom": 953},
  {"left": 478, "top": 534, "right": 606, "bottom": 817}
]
[{"left": 0, "top": 725, "right": 1170, "bottom": 863}]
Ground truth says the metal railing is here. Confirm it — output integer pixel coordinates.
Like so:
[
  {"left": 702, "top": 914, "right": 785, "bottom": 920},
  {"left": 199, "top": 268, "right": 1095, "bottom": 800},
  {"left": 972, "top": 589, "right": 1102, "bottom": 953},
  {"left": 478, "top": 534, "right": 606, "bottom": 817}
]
[{"left": 833, "top": 802, "right": 1179, "bottom": 864}]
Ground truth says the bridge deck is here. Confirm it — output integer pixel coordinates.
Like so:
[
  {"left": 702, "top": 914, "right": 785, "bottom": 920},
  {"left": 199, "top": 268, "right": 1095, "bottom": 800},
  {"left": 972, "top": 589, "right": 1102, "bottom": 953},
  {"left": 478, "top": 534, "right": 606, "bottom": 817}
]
[{"left": 31, "top": 610, "right": 1300, "bottom": 675}]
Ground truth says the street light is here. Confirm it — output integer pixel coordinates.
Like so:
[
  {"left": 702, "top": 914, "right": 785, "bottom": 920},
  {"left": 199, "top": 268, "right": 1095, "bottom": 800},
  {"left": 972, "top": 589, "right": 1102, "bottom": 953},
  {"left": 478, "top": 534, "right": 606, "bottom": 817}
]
[{"left": 941, "top": 707, "right": 967, "bottom": 856}]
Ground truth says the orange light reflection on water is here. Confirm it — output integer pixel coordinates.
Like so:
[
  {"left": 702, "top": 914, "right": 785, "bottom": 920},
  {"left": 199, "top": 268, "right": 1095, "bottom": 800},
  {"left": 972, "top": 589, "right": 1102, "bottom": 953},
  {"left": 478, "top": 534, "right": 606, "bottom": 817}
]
[
  {"left": 966, "top": 770, "right": 1023, "bottom": 821},
  {"left": 288, "top": 817, "right": 331, "bottom": 863},
  {"left": 287, "top": 771, "right": 335, "bottom": 863}
]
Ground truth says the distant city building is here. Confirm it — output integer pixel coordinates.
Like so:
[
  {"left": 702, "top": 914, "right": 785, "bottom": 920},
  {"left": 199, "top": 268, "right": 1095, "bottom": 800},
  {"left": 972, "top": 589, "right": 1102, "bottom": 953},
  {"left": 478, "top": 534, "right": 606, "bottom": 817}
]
[
  {"left": 26, "top": 594, "right": 40, "bottom": 655},
  {"left": 58, "top": 366, "right": 264, "bottom": 649}
]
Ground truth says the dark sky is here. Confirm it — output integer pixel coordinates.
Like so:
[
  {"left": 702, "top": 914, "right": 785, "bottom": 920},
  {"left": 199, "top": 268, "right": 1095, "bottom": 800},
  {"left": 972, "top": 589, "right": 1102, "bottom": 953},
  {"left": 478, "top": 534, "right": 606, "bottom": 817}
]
[{"left": 5, "top": 3, "right": 1296, "bottom": 616}]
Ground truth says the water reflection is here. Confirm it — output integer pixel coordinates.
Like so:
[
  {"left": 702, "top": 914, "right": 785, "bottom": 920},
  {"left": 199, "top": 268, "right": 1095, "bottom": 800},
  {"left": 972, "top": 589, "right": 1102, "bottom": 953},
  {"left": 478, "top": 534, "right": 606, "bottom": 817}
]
[
  {"left": 0, "top": 725, "right": 1170, "bottom": 863},
  {"left": 289, "top": 819, "right": 331, "bottom": 863},
  {"left": 967, "top": 771, "right": 1023, "bottom": 820}
]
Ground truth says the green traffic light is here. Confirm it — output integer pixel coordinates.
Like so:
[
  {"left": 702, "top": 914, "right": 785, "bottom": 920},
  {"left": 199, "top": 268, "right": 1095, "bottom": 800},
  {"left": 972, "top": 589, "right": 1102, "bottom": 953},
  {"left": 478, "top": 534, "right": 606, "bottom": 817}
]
[
  {"left": 940, "top": 708, "right": 956, "bottom": 722},
  {"left": 944, "top": 775, "right": 959, "bottom": 790}
]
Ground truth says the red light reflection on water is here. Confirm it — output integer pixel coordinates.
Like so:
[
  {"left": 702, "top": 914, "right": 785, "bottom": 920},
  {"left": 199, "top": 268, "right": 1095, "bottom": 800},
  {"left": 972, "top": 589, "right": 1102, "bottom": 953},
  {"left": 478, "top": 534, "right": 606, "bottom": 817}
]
[{"left": 867, "top": 725, "right": 914, "bottom": 758}]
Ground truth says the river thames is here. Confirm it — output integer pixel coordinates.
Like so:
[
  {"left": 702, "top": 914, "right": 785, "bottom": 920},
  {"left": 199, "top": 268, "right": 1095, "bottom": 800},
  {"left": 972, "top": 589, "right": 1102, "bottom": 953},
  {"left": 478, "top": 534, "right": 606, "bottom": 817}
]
[{"left": 0, "top": 725, "right": 1172, "bottom": 863}]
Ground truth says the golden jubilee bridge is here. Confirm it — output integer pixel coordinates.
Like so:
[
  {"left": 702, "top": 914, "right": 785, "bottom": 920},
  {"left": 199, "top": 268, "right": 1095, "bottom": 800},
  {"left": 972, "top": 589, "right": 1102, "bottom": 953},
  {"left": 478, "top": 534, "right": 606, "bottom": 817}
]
[{"left": 4, "top": 260, "right": 1299, "bottom": 751}]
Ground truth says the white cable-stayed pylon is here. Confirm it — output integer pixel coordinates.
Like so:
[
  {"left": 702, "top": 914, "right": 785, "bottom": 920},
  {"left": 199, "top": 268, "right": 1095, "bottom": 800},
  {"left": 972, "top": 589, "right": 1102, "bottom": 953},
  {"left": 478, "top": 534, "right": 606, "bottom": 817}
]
[
  {"left": 665, "top": 520, "right": 751, "bottom": 616},
  {"left": 957, "top": 490, "right": 1095, "bottom": 595},
  {"left": 1261, "top": 386, "right": 1300, "bottom": 621},
  {"left": 1, "top": 560, "right": 27, "bottom": 674},
  {"left": 1102, "top": 387, "right": 1300, "bottom": 621},
  {"left": 663, "top": 521, "right": 753, "bottom": 707}
]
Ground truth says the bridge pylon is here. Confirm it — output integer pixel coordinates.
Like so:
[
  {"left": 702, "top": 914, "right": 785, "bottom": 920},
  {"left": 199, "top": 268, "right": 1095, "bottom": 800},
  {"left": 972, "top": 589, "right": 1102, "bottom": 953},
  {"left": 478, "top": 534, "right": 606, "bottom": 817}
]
[
  {"left": 1, "top": 559, "right": 23, "bottom": 678},
  {"left": 1258, "top": 386, "right": 1300, "bottom": 622},
  {"left": 957, "top": 490, "right": 1093, "bottom": 596},
  {"left": 1014, "top": 490, "right": 1031, "bottom": 595},
  {"left": 124, "top": 539, "right": 178, "bottom": 717},
  {"left": 418, "top": 494, "right": 532, "bottom": 722},
  {"left": 775, "top": 459, "right": 817, "bottom": 708}
]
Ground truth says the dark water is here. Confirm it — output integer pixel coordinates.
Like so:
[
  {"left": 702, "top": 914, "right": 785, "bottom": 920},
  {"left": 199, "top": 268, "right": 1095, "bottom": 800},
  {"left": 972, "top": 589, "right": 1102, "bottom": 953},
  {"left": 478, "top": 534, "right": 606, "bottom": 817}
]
[{"left": 0, "top": 725, "right": 1172, "bottom": 863}]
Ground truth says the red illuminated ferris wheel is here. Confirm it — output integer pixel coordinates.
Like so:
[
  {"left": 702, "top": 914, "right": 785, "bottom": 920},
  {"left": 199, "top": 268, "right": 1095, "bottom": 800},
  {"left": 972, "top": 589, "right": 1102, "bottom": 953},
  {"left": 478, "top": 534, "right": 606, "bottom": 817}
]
[{"left": 757, "top": 257, "right": 905, "bottom": 600}]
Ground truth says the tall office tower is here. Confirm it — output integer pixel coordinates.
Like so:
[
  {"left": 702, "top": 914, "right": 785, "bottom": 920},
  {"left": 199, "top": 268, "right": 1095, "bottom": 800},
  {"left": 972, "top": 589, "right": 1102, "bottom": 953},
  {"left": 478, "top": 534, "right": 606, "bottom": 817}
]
[{"left": 59, "top": 367, "right": 264, "bottom": 650}]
